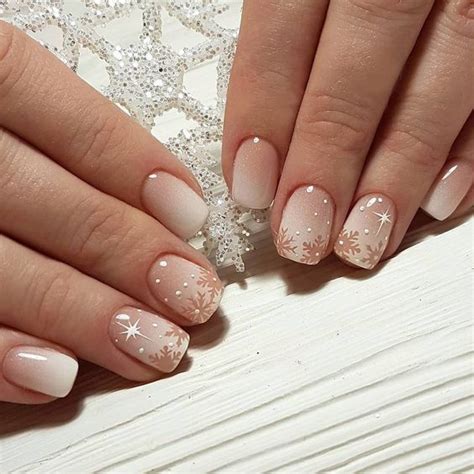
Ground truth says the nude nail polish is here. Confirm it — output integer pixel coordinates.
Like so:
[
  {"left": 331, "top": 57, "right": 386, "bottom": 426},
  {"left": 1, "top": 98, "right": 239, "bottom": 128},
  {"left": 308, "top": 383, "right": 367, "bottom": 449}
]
[
  {"left": 232, "top": 137, "right": 280, "bottom": 209},
  {"left": 335, "top": 194, "right": 396, "bottom": 269},
  {"left": 110, "top": 307, "right": 189, "bottom": 373},
  {"left": 3, "top": 346, "right": 78, "bottom": 397},
  {"left": 143, "top": 171, "right": 209, "bottom": 239},
  {"left": 148, "top": 255, "right": 223, "bottom": 324},
  {"left": 276, "top": 185, "right": 334, "bottom": 265},
  {"left": 421, "top": 161, "right": 473, "bottom": 221}
]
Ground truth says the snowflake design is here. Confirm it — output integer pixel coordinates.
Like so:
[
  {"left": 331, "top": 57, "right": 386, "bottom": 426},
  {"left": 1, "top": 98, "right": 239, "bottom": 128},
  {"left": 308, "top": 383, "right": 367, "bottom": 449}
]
[
  {"left": 362, "top": 241, "right": 384, "bottom": 268},
  {"left": 149, "top": 345, "right": 182, "bottom": 373},
  {"left": 301, "top": 235, "right": 326, "bottom": 265},
  {"left": 165, "top": 326, "right": 188, "bottom": 347},
  {"left": 275, "top": 228, "right": 297, "bottom": 257},
  {"left": 334, "top": 229, "right": 361, "bottom": 258},
  {"left": 197, "top": 268, "right": 222, "bottom": 301},
  {"left": 1, "top": 0, "right": 260, "bottom": 272},
  {"left": 181, "top": 291, "right": 214, "bottom": 323}
]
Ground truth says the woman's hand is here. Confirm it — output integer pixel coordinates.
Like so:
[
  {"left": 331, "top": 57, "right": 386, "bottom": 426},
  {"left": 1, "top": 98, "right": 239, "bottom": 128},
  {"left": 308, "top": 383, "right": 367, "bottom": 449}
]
[
  {"left": 223, "top": 0, "right": 473, "bottom": 269},
  {"left": 0, "top": 22, "right": 223, "bottom": 404}
]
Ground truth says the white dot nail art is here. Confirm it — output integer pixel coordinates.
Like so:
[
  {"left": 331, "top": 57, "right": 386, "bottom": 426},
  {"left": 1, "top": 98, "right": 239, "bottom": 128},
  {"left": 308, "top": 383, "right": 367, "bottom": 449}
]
[
  {"left": 139, "top": 347, "right": 145, "bottom": 354},
  {"left": 159, "top": 260, "right": 168, "bottom": 267},
  {"left": 253, "top": 137, "right": 260, "bottom": 144},
  {"left": 155, "top": 278, "right": 161, "bottom": 284},
  {"left": 176, "top": 290, "right": 182, "bottom": 298},
  {"left": 307, "top": 186, "right": 314, "bottom": 193}
]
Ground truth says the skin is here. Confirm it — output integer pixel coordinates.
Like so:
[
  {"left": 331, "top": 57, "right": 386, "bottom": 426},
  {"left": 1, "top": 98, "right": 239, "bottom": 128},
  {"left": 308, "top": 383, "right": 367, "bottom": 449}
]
[
  {"left": 223, "top": 0, "right": 473, "bottom": 264},
  {"left": 1, "top": 1, "right": 473, "bottom": 403},
  {"left": 0, "top": 22, "right": 219, "bottom": 404}
]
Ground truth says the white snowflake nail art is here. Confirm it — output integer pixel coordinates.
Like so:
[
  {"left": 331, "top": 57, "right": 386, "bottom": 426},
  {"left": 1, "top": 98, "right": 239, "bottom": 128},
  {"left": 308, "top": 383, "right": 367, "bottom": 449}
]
[
  {"left": 276, "top": 186, "right": 333, "bottom": 265},
  {"left": 148, "top": 255, "right": 223, "bottom": 323},
  {"left": 334, "top": 194, "right": 395, "bottom": 270},
  {"left": 110, "top": 307, "right": 189, "bottom": 373}
]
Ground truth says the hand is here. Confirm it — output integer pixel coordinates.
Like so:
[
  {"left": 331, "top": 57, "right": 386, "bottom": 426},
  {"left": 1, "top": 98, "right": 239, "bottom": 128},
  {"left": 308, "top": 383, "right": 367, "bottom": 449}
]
[
  {"left": 223, "top": 0, "right": 473, "bottom": 269},
  {"left": 0, "top": 22, "right": 223, "bottom": 404}
]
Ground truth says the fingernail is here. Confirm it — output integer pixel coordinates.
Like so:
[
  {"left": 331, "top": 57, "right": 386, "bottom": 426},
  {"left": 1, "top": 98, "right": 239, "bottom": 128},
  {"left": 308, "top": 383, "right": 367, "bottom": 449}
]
[
  {"left": 110, "top": 307, "right": 189, "bottom": 373},
  {"left": 143, "top": 171, "right": 209, "bottom": 239},
  {"left": 148, "top": 255, "right": 224, "bottom": 324},
  {"left": 421, "top": 161, "right": 473, "bottom": 221},
  {"left": 276, "top": 185, "right": 334, "bottom": 265},
  {"left": 3, "top": 346, "right": 78, "bottom": 397},
  {"left": 334, "top": 194, "right": 395, "bottom": 270},
  {"left": 232, "top": 137, "right": 279, "bottom": 209}
]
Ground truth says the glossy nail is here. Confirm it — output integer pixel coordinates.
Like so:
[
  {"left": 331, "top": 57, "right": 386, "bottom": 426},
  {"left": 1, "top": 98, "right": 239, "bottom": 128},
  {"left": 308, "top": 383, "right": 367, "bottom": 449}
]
[
  {"left": 276, "top": 185, "right": 334, "bottom": 265},
  {"left": 148, "top": 255, "right": 223, "bottom": 324},
  {"left": 3, "top": 346, "right": 78, "bottom": 397},
  {"left": 421, "top": 161, "right": 473, "bottom": 220},
  {"left": 143, "top": 171, "right": 209, "bottom": 239},
  {"left": 232, "top": 137, "right": 279, "bottom": 209},
  {"left": 335, "top": 194, "right": 395, "bottom": 269},
  {"left": 110, "top": 307, "right": 189, "bottom": 373}
]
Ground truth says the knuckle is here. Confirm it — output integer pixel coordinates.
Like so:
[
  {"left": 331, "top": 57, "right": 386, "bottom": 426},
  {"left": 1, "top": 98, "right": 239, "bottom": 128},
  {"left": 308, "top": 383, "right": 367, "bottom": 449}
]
[
  {"left": 441, "top": 0, "right": 474, "bottom": 39},
  {"left": 0, "top": 20, "right": 26, "bottom": 92},
  {"left": 67, "top": 196, "right": 135, "bottom": 271},
  {"left": 71, "top": 104, "right": 127, "bottom": 171},
  {"left": 0, "top": 20, "right": 14, "bottom": 63},
  {"left": 351, "top": 0, "right": 430, "bottom": 19},
  {"left": 27, "top": 267, "right": 74, "bottom": 337},
  {"left": 294, "top": 90, "right": 372, "bottom": 156},
  {"left": 0, "top": 130, "right": 25, "bottom": 210},
  {"left": 380, "top": 126, "right": 446, "bottom": 170}
]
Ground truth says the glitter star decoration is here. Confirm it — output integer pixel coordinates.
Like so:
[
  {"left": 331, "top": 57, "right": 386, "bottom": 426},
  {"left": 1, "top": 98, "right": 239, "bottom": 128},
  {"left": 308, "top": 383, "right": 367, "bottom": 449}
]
[
  {"left": 1, "top": 0, "right": 260, "bottom": 272},
  {"left": 373, "top": 209, "right": 392, "bottom": 235},
  {"left": 116, "top": 318, "right": 151, "bottom": 342}
]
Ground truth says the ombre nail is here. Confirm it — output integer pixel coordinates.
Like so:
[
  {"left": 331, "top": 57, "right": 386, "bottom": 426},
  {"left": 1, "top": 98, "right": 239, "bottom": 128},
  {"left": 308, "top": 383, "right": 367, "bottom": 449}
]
[
  {"left": 335, "top": 194, "right": 395, "bottom": 269},
  {"left": 148, "top": 255, "right": 223, "bottom": 324},
  {"left": 232, "top": 137, "right": 279, "bottom": 209},
  {"left": 143, "top": 171, "right": 209, "bottom": 239},
  {"left": 421, "top": 161, "right": 473, "bottom": 221},
  {"left": 276, "top": 185, "right": 334, "bottom": 265},
  {"left": 110, "top": 307, "right": 189, "bottom": 373},
  {"left": 3, "top": 346, "right": 78, "bottom": 398}
]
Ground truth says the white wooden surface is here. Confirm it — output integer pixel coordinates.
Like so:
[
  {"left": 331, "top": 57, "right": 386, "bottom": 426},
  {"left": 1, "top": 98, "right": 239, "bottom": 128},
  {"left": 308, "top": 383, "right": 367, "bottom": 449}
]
[{"left": 1, "top": 3, "right": 473, "bottom": 472}]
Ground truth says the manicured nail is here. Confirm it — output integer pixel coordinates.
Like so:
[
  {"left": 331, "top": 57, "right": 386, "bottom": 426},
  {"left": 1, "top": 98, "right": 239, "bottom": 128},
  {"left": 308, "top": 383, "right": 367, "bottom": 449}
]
[
  {"left": 110, "top": 307, "right": 189, "bottom": 373},
  {"left": 232, "top": 137, "right": 279, "bottom": 209},
  {"left": 334, "top": 194, "right": 395, "bottom": 270},
  {"left": 421, "top": 161, "right": 473, "bottom": 221},
  {"left": 148, "top": 255, "right": 224, "bottom": 324},
  {"left": 143, "top": 171, "right": 209, "bottom": 239},
  {"left": 3, "top": 346, "right": 78, "bottom": 397},
  {"left": 276, "top": 185, "right": 334, "bottom": 265}
]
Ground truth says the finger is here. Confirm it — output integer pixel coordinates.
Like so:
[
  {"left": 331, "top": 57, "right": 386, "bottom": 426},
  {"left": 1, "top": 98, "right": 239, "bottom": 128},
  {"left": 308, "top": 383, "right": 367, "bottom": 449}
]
[
  {"left": 0, "top": 21, "right": 207, "bottom": 239},
  {"left": 0, "top": 326, "right": 78, "bottom": 404},
  {"left": 450, "top": 187, "right": 474, "bottom": 218},
  {"left": 222, "top": 0, "right": 329, "bottom": 209},
  {"left": 421, "top": 114, "right": 474, "bottom": 221},
  {"left": 0, "top": 235, "right": 190, "bottom": 380},
  {"left": 271, "top": 0, "right": 434, "bottom": 264},
  {"left": 0, "top": 130, "right": 223, "bottom": 326},
  {"left": 334, "top": 1, "right": 473, "bottom": 269}
]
